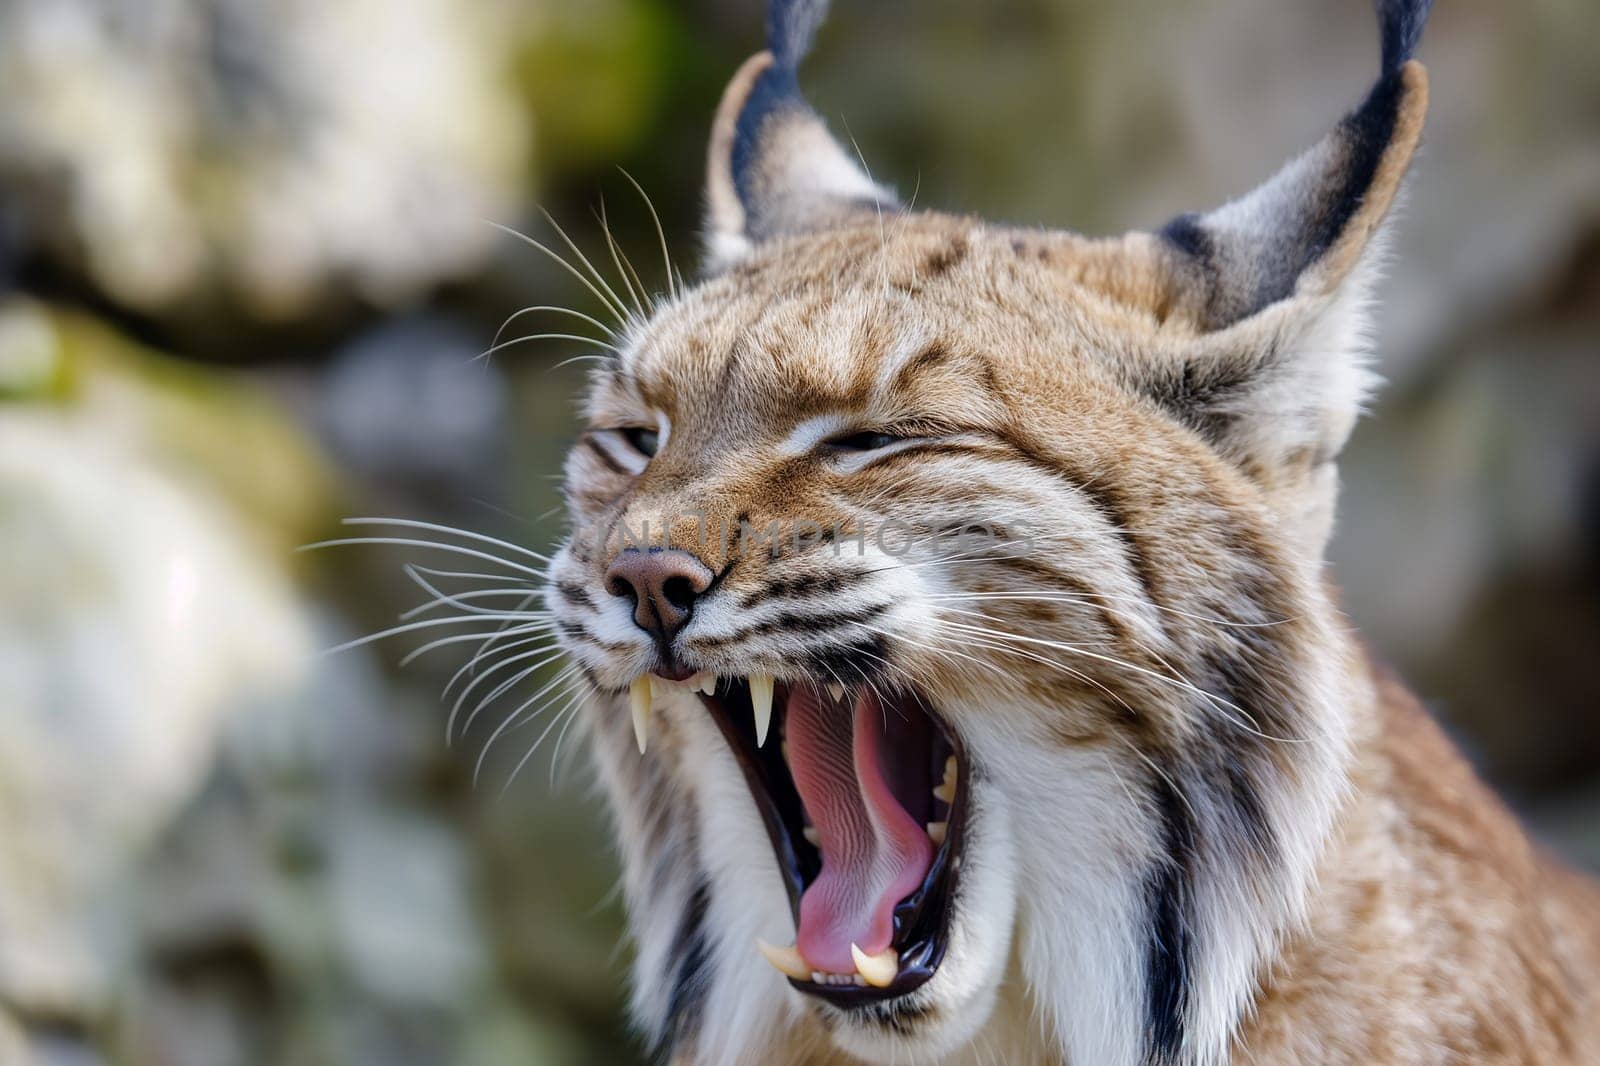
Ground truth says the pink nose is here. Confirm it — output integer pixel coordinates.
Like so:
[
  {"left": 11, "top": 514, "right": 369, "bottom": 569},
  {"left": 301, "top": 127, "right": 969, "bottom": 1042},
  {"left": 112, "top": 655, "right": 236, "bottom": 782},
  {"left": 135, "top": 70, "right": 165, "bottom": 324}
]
[{"left": 604, "top": 548, "right": 714, "bottom": 645}]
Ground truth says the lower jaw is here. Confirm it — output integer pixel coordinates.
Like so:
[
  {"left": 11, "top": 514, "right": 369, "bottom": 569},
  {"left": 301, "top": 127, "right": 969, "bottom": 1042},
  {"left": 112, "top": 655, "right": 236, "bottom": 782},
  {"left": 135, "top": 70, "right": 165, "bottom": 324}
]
[{"left": 690, "top": 676, "right": 969, "bottom": 1009}]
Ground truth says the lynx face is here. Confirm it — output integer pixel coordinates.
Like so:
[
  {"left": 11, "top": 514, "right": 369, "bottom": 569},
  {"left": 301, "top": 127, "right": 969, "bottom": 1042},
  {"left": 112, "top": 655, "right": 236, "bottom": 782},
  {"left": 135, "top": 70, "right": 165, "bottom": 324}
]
[{"left": 547, "top": 2, "right": 1433, "bottom": 1063}]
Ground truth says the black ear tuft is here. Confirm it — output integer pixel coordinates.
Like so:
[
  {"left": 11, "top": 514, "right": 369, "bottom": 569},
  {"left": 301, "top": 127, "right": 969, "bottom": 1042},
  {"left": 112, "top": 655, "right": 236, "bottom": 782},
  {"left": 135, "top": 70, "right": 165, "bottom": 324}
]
[
  {"left": 1378, "top": 0, "right": 1434, "bottom": 75},
  {"left": 1154, "top": 0, "right": 1432, "bottom": 329},
  {"left": 767, "top": 0, "right": 832, "bottom": 72},
  {"left": 702, "top": 0, "right": 894, "bottom": 268}
]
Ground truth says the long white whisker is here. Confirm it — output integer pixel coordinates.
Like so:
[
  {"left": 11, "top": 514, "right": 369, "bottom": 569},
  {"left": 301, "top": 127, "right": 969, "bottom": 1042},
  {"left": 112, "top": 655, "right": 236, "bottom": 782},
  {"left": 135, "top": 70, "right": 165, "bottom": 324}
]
[
  {"left": 597, "top": 196, "right": 649, "bottom": 319},
  {"left": 322, "top": 613, "right": 551, "bottom": 656},
  {"left": 488, "top": 220, "right": 629, "bottom": 325},
  {"left": 455, "top": 646, "right": 570, "bottom": 739},
  {"left": 495, "top": 674, "right": 591, "bottom": 792},
  {"left": 478, "top": 332, "right": 620, "bottom": 364},
  {"left": 619, "top": 168, "right": 677, "bottom": 301},
  {"left": 934, "top": 615, "right": 1306, "bottom": 744},
  {"left": 438, "top": 631, "right": 556, "bottom": 696},
  {"left": 476, "top": 667, "right": 586, "bottom": 779},
  {"left": 301, "top": 536, "right": 546, "bottom": 578},
  {"left": 539, "top": 208, "right": 635, "bottom": 328},
  {"left": 928, "top": 590, "right": 1295, "bottom": 630},
  {"left": 492, "top": 305, "right": 619, "bottom": 347},
  {"left": 399, "top": 623, "right": 554, "bottom": 667},
  {"left": 339, "top": 517, "right": 553, "bottom": 565}
]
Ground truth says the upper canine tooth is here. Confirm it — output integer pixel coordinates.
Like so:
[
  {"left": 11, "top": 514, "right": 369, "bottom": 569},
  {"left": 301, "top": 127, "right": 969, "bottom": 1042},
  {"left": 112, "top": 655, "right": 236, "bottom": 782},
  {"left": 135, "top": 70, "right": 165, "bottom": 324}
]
[
  {"left": 755, "top": 939, "right": 811, "bottom": 981},
  {"left": 850, "top": 943, "right": 899, "bottom": 988},
  {"left": 826, "top": 682, "right": 845, "bottom": 702},
  {"left": 629, "top": 676, "right": 652, "bottom": 754},
  {"left": 698, "top": 673, "right": 718, "bottom": 696},
  {"left": 749, "top": 674, "right": 775, "bottom": 747}
]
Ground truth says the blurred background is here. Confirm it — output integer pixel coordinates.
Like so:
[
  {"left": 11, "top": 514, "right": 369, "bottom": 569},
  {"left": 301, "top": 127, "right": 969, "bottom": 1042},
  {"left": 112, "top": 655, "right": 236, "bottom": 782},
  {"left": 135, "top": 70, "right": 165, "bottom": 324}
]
[{"left": 0, "top": 0, "right": 1595, "bottom": 1063}]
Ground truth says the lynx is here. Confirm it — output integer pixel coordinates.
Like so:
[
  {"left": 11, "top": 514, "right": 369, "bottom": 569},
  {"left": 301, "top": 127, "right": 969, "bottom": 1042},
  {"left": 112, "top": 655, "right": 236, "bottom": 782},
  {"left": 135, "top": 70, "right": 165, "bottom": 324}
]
[{"left": 533, "top": 1, "right": 1600, "bottom": 1062}]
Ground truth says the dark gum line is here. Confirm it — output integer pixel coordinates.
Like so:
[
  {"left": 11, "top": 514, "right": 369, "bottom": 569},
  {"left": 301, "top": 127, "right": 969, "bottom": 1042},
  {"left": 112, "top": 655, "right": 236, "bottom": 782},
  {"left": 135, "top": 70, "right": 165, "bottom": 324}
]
[{"left": 698, "top": 680, "right": 969, "bottom": 1009}]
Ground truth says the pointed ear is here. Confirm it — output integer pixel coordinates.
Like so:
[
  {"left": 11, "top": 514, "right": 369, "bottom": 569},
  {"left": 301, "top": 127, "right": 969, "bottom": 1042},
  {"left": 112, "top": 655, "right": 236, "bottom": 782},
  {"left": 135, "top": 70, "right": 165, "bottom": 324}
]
[
  {"left": 1132, "top": 0, "right": 1433, "bottom": 551},
  {"left": 1157, "top": 0, "right": 1432, "bottom": 330},
  {"left": 703, "top": 0, "right": 897, "bottom": 272}
]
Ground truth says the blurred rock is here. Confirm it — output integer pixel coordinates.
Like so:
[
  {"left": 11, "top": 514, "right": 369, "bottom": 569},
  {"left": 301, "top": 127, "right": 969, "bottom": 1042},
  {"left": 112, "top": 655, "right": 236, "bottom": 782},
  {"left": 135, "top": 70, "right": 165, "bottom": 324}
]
[
  {"left": 315, "top": 317, "right": 508, "bottom": 505},
  {"left": 0, "top": 299, "right": 328, "bottom": 1046},
  {"left": 0, "top": 0, "right": 533, "bottom": 324}
]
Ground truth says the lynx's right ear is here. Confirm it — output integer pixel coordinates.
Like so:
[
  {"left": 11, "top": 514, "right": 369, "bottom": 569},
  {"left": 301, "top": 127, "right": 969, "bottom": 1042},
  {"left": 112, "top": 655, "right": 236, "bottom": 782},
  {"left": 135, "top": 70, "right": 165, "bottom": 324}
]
[{"left": 703, "top": 0, "right": 897, "bottom": 273}]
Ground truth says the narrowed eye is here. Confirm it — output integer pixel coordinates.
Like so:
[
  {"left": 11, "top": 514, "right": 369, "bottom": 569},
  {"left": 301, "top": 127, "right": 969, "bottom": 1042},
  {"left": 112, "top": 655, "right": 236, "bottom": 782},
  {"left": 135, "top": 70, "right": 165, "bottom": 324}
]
[
  {"left": 825, "top": 430, "right": 904, "bottom": 452},
  {"left": 620, "top": 426, "right": 660, "bottom": 457}
]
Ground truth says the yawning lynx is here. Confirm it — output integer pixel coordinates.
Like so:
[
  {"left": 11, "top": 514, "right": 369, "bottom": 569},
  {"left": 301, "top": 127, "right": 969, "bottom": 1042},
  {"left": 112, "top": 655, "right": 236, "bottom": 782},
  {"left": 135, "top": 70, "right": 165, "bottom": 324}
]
[{"left": 534, "top": 1, "right": 1600, "bottom": 1062}]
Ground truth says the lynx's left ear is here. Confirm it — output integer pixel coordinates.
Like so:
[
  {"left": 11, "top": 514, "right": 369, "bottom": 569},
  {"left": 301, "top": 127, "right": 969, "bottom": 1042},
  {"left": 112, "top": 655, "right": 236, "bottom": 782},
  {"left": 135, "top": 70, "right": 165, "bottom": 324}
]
[
  {"left": 1134, "top": 0, "right": 1433, "bottom": 550},
  {"left": 703, "top": 0, "right": 897, "bottom": 272}
]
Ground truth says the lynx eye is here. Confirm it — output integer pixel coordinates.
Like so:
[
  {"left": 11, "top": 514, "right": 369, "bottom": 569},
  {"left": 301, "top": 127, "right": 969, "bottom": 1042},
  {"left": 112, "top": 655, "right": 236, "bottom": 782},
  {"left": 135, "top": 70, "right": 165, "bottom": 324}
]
[
  {"left": 825, "top": 430, "right": 904, "bottom": 452},
  {"left": 620, "top": 426, "right": 660, "bottom": 457}
]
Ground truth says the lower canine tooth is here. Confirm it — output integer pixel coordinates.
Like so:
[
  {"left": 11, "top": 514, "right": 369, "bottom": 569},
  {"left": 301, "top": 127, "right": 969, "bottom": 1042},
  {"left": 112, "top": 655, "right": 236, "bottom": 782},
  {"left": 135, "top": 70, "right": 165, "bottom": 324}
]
[
  {"left": 755, "top": 939, "right": 812, "bottom": 981},
  {"left": 850, "top": 943, "right": 899, "bottom": 988},
  {"left": 802, "top": 826, "right": 819, "bottom": 846},
  {"left": 629, "top": 676, "right": 652, "bottom": 754},
  {"left": 927, "top": 821, "right": 948, "bottom": 845},
  {"left": 749, "top": 674, "right": 775, "bottom": 746}
]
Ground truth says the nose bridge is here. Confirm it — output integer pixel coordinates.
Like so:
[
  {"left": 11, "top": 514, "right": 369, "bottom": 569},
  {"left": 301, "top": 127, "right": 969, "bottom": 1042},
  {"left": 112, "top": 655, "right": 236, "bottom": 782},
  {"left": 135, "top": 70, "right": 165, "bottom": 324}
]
[{"left": 606, "top": 471, "right": 749, "bottom": 571}]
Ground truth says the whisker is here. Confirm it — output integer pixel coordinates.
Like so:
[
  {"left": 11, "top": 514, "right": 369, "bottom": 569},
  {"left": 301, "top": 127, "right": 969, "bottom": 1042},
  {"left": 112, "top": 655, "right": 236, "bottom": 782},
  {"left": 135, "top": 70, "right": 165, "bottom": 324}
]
[
  {"left": 539, "top": 208, "right": 636, "bottom": 329},
  {"left": 488, "top": 220, "right": 629, "bottom": 325},
  {"left": 496, "top": 675, "right": 592, "bottom": 792},
  {"left": 454, "top": 646, "right": 570, "bottom": 740},
  {"left": 438, "top": 630, "right": 555, "bottom": 695},
  {"left": 474, "top": 666, "right": 585, "bottom": 779},
  {"left": 403, "top": 563, "right": 541, "bottom": 586},
  {"left": 933, "top": 614, "right": 1307, "bottom": 744},
  {"left": 301, "top": 536, "right": 546, "bottom": 579},
  {"left": 399, "top": 623, "right": 554, "bottom": 668},
  {"left": 491, "top": 304, "right": 619, "bottom": 347},
  {"left": 927, "top": 591, "right": 1296, "bottom": 630},
  {"left": 338, "top": 517, "right": 554, "bottom": 565},
  {"left": 322, "top": 613, "right": 550, "bottom": 656},
  {"left": 619, "top": 168, "right": 678, "bottom": 301},
  {"left": 477, "top": 331, "right": 620, "bottom": 364},
  {"left": 596, "top": 196, "right": 650, "bottom": 319}
]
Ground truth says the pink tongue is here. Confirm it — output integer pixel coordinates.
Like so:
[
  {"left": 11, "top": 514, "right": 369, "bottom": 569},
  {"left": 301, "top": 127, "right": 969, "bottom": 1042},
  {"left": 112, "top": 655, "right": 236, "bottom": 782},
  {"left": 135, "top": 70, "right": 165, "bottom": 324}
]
[{"left": 785, "top": 686, "right": 934, "bottom": 974}]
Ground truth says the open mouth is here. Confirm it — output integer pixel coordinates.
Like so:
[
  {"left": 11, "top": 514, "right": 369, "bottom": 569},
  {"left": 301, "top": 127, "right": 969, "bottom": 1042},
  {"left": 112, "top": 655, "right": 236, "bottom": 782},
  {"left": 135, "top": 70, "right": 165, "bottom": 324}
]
[{"left": 642, "top": 674, "right": 967, "bottom": 1008}]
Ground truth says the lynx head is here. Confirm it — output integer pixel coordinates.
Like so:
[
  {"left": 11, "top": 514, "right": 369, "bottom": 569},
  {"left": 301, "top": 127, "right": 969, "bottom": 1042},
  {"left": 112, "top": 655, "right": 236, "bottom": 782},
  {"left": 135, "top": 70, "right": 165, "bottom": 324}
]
[{"left": 546, "top": 2, "right": 1432, "bottom": 1062}]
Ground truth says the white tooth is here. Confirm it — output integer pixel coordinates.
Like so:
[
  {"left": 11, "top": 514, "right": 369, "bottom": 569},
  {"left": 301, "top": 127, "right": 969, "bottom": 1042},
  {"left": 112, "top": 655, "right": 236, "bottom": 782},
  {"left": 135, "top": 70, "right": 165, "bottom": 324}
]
[
  {"left": 629, "top": 676, "right": 652, "bottom": 754},
  {"left": 927, "top": 821, "right": 948, "bottom": 846},
  {"left": 850, "top": 943, "right": 899, "bottom": 988},
  {"left": 699, "top": 674, "right": 718, "bottom": 696},
  {"left": 749, "top": 674, "right": 775, "bottom": 747},
  {"left": 811, "top": 971, "right": 825, "bottom": 984},
  {"left": 932, "top": 782, "right": 955, "bottom": 804},
  {"left": 826, "top": 682, "right": 845, "bottom": 702},
  {"left": 853, "top": 974, "right": 867, "bottom": 987},
  {"left": 802, "top": 826, "right": 819, "bottom": 847},
  {"left": 755, "top": 939, "right": 811, "bottom": 981}
]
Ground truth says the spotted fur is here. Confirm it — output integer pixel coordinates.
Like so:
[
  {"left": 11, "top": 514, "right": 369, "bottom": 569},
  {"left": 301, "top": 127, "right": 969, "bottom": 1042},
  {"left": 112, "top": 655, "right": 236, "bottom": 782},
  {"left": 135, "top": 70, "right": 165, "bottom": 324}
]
[{"left": 546, "top": 2, "right": 1600, "bottom": 1063}]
